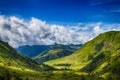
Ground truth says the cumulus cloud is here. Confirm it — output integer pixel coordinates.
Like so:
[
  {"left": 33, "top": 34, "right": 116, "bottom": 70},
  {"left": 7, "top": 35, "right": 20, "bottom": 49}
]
[{"left": 0, "top": 15, "right": 120, "bottom": 48}]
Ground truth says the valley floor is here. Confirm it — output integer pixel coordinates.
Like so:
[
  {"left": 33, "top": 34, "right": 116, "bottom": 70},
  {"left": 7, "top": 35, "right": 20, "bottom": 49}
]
[
  {"left": 1, "top": 64, "right": 120, "bottom": 80},
  {"left": 0, "top": 65, "right": 105, "bottom": 80}
]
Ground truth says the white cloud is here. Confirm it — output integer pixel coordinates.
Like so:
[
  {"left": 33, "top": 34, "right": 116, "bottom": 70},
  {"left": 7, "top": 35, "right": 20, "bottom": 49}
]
[
  {"left": 0, "top": 15, "right": 120, "bottom": 48},
  {"left": 93, "top": 26, "right": 104, "bottom": 35}
]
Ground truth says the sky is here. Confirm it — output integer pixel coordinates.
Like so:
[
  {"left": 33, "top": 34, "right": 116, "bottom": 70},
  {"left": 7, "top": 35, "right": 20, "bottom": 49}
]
[
  {"left": 0, "top": 0, "right": 120, "bottom": 24},
  {"left": 0, "top": 0, "right": 120, "bottom": 47}
]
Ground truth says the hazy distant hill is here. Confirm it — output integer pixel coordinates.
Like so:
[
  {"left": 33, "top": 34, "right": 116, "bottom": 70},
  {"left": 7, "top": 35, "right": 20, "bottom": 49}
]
[
  {"left": 16, "top": 45, "right": 50, "bottom": 58},
  {"left": 33, "top": 44, "right": 82, "bottom": 63}
]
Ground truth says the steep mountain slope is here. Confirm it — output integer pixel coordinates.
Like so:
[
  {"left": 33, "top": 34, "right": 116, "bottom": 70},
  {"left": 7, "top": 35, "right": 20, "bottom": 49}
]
[
  {"left": 15, "top": 45, "right": 50, "bottom": 58},
  {"left": 45, "top": 31, "right": 120, "bottom": 79},
  {"left": 0, "top": 40, "right": 53, "bottom": 72},
  {"left": 33, "top": 44, "right": 82, "bottom": 63}
]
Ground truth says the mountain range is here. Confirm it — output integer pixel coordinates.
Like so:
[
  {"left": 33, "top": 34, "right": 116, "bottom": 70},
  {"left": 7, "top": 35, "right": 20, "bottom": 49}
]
[
  {"left": 0, "top": 40, "right": 101, "bottom": 80},
  {"left": 0, "top": 31, "right": 120, "bottom": 80},
  {"left": 45, "top": 31, "right": 120, "bottom": 79}
]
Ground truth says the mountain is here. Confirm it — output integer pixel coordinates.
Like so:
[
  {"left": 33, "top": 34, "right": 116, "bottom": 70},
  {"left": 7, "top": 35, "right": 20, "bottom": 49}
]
[
  {"left": 15, "top": 45, "right": 50, "bottom": 58},
  {"left": 0, "top": 40, "right": 103, "bottom": 80},
  {"left": 0, "top": 40, "right": 53, "bottom": 71},
  {"left": 0, "top": 40, "right": 55, "bottom": 79},
  {"left": 45, "top": 31, "right": 120, "bottom": 79},
  {"left": 33, "top": 44, "right": 82, "bottom": 63}
]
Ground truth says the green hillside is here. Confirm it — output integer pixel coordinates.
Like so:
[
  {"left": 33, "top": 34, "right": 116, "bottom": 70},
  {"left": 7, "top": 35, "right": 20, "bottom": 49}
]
[
  {"left": 0, "top": 40, "right": 55, "bottom": 79},
  {"left": 33, "top": 44, "right": 82, "bottom": 63},
  {"left": 45, "top": 31, "right": 120, "bottom": 79},
  {"left": 0, "top": 40, "right": 53, "bottom": 71}
]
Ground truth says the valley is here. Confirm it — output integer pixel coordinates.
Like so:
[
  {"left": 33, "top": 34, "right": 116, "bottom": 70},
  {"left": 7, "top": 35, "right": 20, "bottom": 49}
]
[{"left": 0, "top": 31, "right": 120, "bottom": 80}]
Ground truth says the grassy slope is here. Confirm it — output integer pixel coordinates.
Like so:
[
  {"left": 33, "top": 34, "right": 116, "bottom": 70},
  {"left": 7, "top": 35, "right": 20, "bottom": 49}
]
[
  {"left": 0, "top": 40, "right": 54, "bottom": 72},
  {"left": 33, "top": 44, "right": 81, "bottom": 63},
  {"left": 45, "top": 31, "right": 120, "bottom": 79},
  {"left": 0, "top": 66, "right": 104, "bottom": 80}
]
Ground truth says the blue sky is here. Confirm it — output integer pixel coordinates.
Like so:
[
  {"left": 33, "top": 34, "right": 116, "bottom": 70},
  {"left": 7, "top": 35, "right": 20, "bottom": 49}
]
[{"left": 0, "top": 0, "right": 120, "bottom": 24}]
